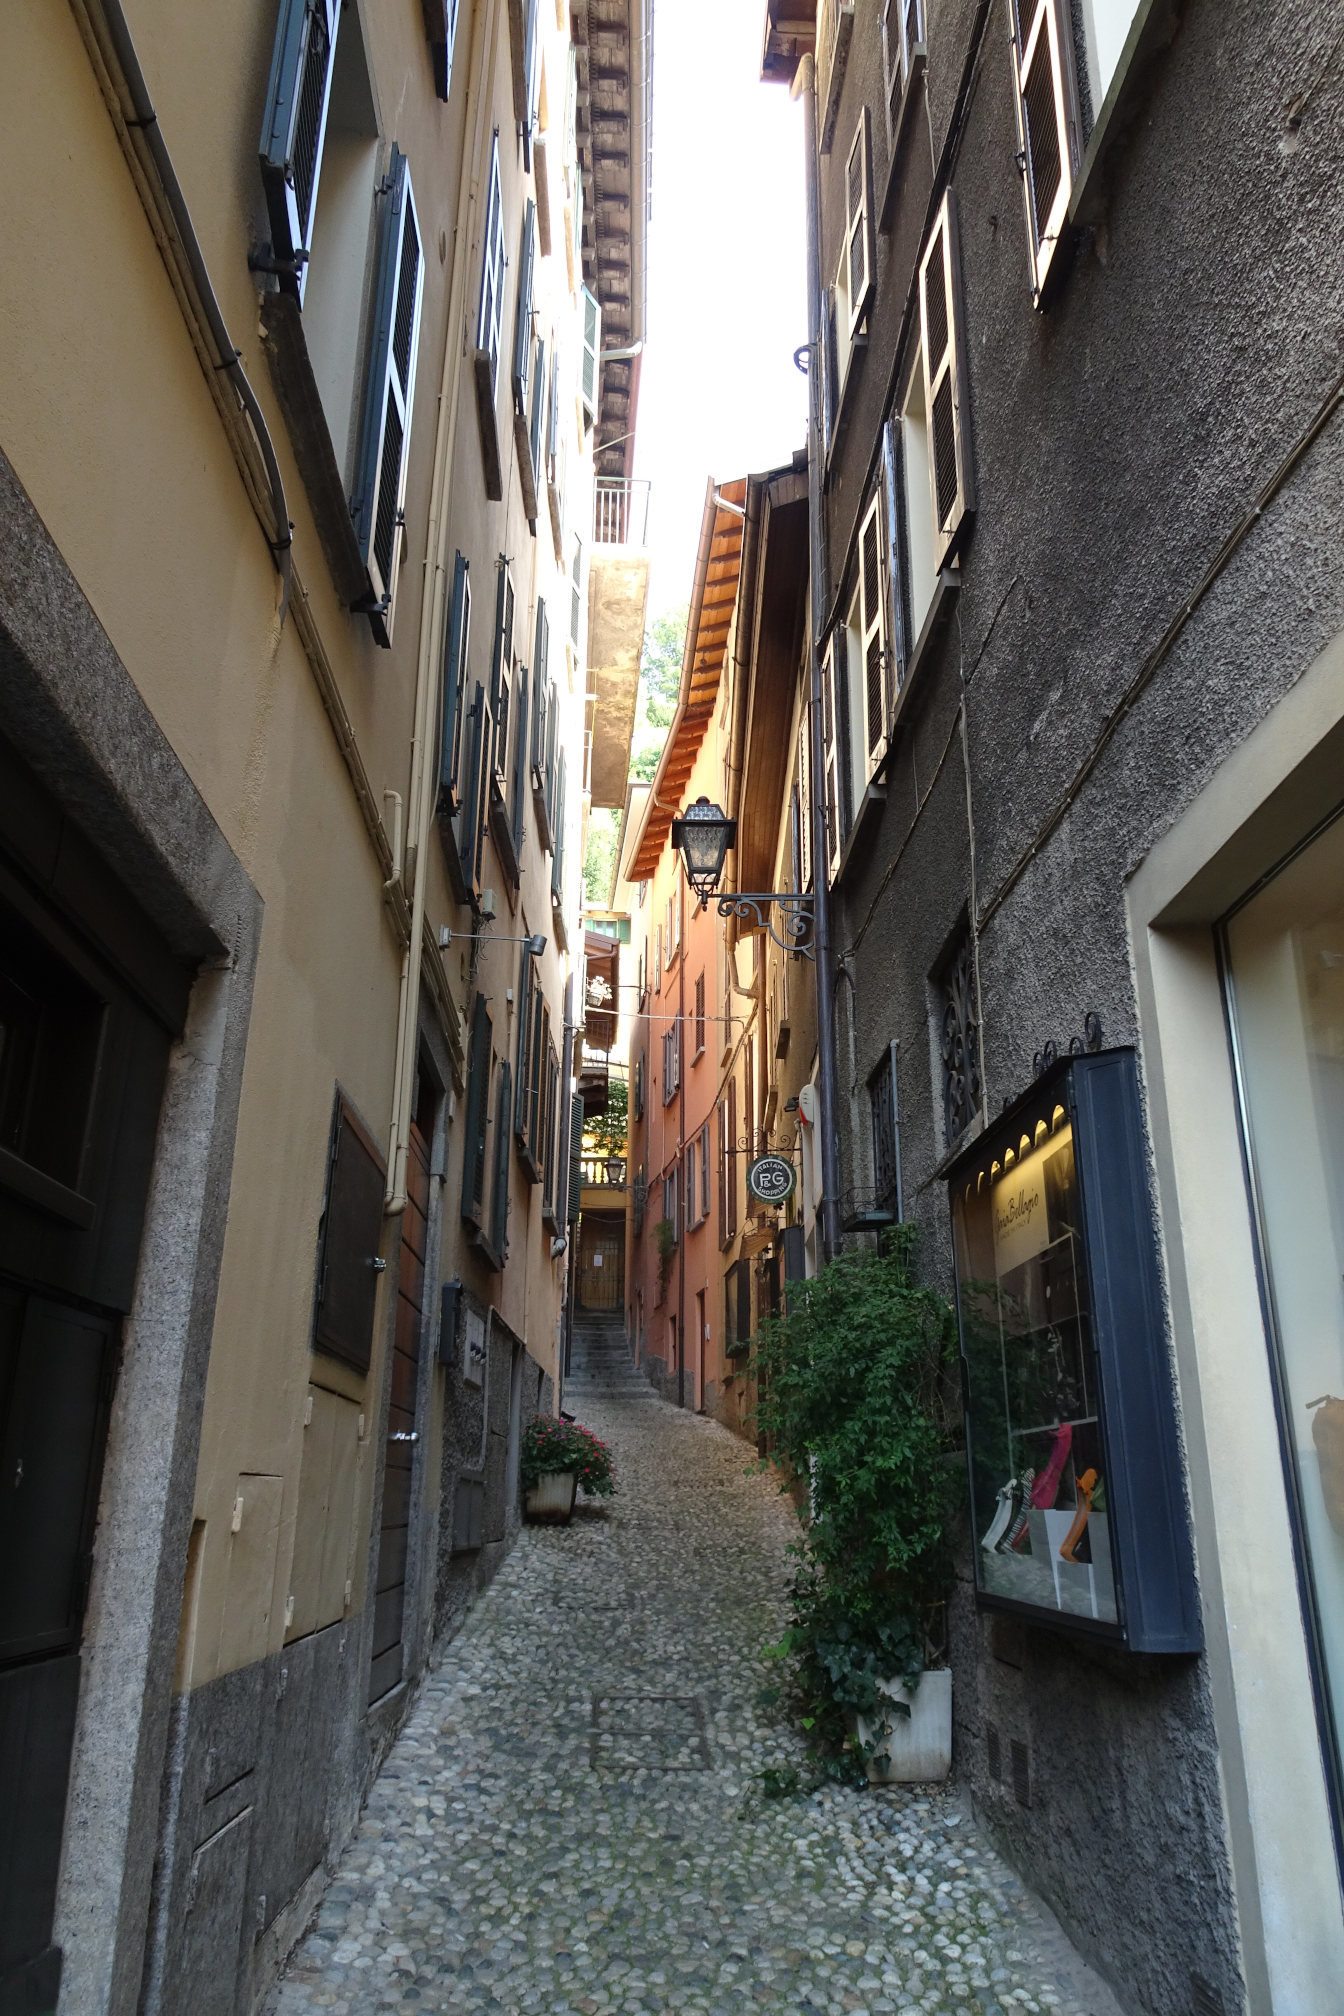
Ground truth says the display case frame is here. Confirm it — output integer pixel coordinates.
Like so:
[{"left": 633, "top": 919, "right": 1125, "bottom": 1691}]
[{"left": 948, "top": 1048, "right": 1200, "bottom": 1653}]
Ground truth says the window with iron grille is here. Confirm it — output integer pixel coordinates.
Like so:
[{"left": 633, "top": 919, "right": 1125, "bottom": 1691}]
[
  {"left": 936, "top": 922, "right": 982, "bottom": 1146},
  {"left": 694, "top": 971, "right": 706, "bottom": 1057},
  {"left": 868, "top": 1041, "right": 902, "bottom": 1220}
]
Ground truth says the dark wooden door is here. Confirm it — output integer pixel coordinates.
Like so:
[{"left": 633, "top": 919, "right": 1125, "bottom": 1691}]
[
  {"left": 0, "top": 846, "right": 182, "bottom": 2014},
  {"left": 578, "top": 1215, "right": 623, "bottom": 1310},
  {"left": 367, "top": 1091, "right": 432, "bottom": 1704}
]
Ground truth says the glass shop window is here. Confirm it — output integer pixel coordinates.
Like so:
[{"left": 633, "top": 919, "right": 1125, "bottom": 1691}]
[
  {"left": 952, "top": 1098, "right": 1119, "bottom": 1629},
  {"left": 1225, "top": 811, "right": 1344, "bottom": 1816}
]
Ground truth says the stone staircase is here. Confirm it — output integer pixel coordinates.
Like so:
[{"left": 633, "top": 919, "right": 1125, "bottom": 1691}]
[{"left": 565, "top": 1310, "right": 649, "bottom": 1400}]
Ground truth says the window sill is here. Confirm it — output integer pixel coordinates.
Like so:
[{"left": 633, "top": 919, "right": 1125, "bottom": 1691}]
[
  {"left": 879, "top": 567, "right": 959, "bottom": 775},
  {"left": 473, "top": 350, "right": 505, "bottom": 502},
  {"left": 833, "top": 780, "right": 887, "bottom": 892},
  {"left": 466, "top": 1219, "right": 506, "bottom": 1272},
  {"left": 259, "top": 291, "right": 376, "bottom": 619},
  {"left": 515, "top": 1134, "right": 543, "bottom": 1185},
  {"left": 1068, "top": 0, "right": 1183, "bottom": 231},
  {"left": 879, "top": 49, "right": 927, "bottom": 232},
  {"left": 692, "top": 1044, "right": 705, "bottom": 1063},
  {"left": 531, "top": 769, "right": 555, "bottom": 853}
]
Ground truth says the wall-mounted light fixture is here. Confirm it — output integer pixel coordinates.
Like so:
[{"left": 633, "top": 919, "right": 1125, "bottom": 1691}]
[
  {"left": 669, "top": 796, "right": 815, "bottom": 959},
  {"left": 438, "top": 926, "right": 546, "bottom": 957}
]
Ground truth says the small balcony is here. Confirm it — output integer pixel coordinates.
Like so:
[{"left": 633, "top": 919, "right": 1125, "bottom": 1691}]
[
  {"left": 580, "top": 1155, "right": 627, "bottom": 1191},
  {"left": 593, "top": 478, "right": 651, "bottom": 548}
]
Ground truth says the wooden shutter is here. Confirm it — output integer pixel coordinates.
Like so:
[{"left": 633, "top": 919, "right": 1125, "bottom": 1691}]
[
  {"left": 880, "top": 420, "right": 908, "bottom": 705},
  {"left": 726, "top": 1077, "right": 738, "bottom": 1239},
  {"left": 919, "top": 191, "right": 975, "bottom": 565},
  {"left": 313, "top": 1092, "right": 386, "bottom": 1372},
  {"left": 551, "top": 748, "right": 567, "bottom": 904},
  {"left": 717, "top": 1103, "right": 727, "bottom": 1244},
  {"left": 460, "top": 998, "right": 493, "bottom": 1227},
  {"left": 700, "top": 1125, "right": 710, "bottom": 1220},
  {"left": 820, "top": 633, "right": 844, "bottom": 880},
  {"left": 259, "top": 0, "right": 340, "bottom": 304},
  {"left": 880, "top": 0, "right": 903, "bottom": 147},
  {"left": 797, "top": 706, "right": 814, "bottom": 894},
  {"left": 546, "top": 347, "right": 561, "bottom": 479},
  {"left": 426, "top": 0, "right": 463, "bottom": 99},
  {"left": 567, "top": 1091, "right": 583, "bottom": 1222},
  {"left": 491, "top": 561, "right": 515, "bottom": 790},
  {"left": 1010, "top": 0, "right": 1082, "bottom": 306},
  {"left": 858, "top": 490, "right": 888, "bottom": 777},
  {"left": 437, "top": 552, "right": 471, "bottom": 815},
  {"left": 489, "top": 1063, "right": 512, "bottom": 1261},
  {"left": 510, "top": 652, "right": 530, "bottom": 851},
  {"left": 477, "top": 138, "right": 505, "bottom": 390},
  {"left": 570, "top": 536, "right": 583, "bottom": 649},
  {"left": 460, "top": 681, "right": 490, "bottom": 891},
  {"left": 514, "top": 955, "right": 534, "bottom": 1147},
  {"left": 513, "top": 200, "right": 537, "bottom": 410},
  {"left": 580, "top": 286, "right": 601, "bottom": 428},
  {"left": 844, "top": 109, "right": 875, "bottom": 340},
  {"left": 528, "top": 334, "right": 547, "bottom": 493},
  {"left": 351, "top": 149, "right": 424, "bottom": 638}
]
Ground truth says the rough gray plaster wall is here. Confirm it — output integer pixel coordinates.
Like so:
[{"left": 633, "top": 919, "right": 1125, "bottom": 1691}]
[{"left": 810, "top": 1, "right": 1344, "bottom": 2010}]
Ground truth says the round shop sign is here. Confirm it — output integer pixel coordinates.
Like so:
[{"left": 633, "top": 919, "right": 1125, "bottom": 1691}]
[{"left": 747, "top": 1153, "right": 796, "bottom": 1204}]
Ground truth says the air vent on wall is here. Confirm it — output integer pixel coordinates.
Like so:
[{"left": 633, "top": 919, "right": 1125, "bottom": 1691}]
[{"left": 1191, "top": 1977, "right": 1226, "bottom": 2016}]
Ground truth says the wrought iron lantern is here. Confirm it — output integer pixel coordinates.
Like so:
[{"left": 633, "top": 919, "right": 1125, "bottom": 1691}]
[{"left": 670, "top": 797, "right": 737, "bottom": 898}]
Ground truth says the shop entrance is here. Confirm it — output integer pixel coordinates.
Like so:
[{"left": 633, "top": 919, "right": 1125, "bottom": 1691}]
[
  {"left": 0, "top": 866, "right": 182, "bottom": 2012},
  {"left": 577, "top": 1211, "right": 623, "bottom": 1310}
]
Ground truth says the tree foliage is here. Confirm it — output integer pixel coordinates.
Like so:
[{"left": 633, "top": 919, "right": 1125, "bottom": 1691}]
[{"left": 752, "top": 1228, "right": 962, "bottom": 1762}]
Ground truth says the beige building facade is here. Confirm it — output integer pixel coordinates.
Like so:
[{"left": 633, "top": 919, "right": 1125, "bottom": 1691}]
[{"left": 0, "top": 1, "right": 646, "bottom": 2011}]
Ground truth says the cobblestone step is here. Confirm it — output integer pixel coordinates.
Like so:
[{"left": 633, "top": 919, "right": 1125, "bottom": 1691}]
[{"left": 270, "top": 1358, "right": 1127, "bottom": 2016}]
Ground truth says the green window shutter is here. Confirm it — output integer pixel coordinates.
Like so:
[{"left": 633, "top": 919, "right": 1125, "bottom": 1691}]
[
  {"left": 351, "top": 149, "right": 425, "bottom": 639},
  {"left": 437, "top": 551, "right": 471, "bottom": 814},
  {"left": 514, "top": 954, "right": 534, "bottom": 1145},
  {"left": 510, "top": 652, "right": 531, "bottom": 853},
  {"left": 460, "top": 997, "right": 493, "bottom": 1225},
  {"left": 530, "top": 600, "right": 549, "bottom": 780},
  {"left": 426, "top": 0, "right": 463, "bottom": 100},
  {"left": 477, "top": 137, "right": 505, "bottom": 392},
  {"left": 491, "top": 1063, "right": 512, "bottom": 1259},
  {"left": 528, "top": 333, "right": 547, "bottom": 496},
  {"left": 259, "top": 0, "right": 340, "bottom": 304},
  {"left": 513, "top": 200, "right": 537, "bottom": 410},
  {"left": 551, "top": 748, "right": 567, "bottom": 905},
  {"left": 567, "top": 1091, "right": 584, "bottom": 1223},
  {"left": 490, "top": 560, "right": 515, "bottom": 789},
  {"left": 459, "top": 680, "right": 490, "bottom": 893}
]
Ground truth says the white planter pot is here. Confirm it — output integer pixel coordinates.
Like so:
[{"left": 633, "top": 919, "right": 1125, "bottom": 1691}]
[
  {"left": 857, "top": 1669, "right": 953, "bottom": 1785},
  {"left": 523, "top": 1470, "right": 578, "bottom": 1523}
]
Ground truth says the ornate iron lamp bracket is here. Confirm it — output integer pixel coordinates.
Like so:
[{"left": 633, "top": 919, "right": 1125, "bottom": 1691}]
[{"left": 714, "top": 892, "right": 816, "bottom": 958}]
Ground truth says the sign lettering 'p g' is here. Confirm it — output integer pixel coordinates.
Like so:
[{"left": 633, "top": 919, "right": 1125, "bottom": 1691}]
[{"left": 747, "top": 1153, "right": 796, "bottom": 1204}]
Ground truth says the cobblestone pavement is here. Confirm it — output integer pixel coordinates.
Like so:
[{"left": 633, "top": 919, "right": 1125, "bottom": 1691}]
[{"left": 271, "top": 1336, "right": 1124, "bottom": 2016}]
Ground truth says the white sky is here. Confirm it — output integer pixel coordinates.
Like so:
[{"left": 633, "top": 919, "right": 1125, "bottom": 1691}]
[{"left": 631, "top": 0, "right": 808, "bottom": 620}]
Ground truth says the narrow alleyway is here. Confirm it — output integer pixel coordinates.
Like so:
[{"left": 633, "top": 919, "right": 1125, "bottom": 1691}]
[{"left": 270, "top": 1325, "right": 1123, "bottom": 2016}]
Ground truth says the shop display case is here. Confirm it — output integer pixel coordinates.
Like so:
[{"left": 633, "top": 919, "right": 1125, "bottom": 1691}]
[{"left": 948, "top": 1048, "right": 1200, "bottom": 1652}]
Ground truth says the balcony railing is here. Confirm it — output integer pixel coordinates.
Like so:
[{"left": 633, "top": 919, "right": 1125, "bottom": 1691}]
[
  {"left": 580, "top": 1155, "right": 627, "bottom": 1190},
  {"left": 593, "top": 477, "right": 650, "bottom": 548}
]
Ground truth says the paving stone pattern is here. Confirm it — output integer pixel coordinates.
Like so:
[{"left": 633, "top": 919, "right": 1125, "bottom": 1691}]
[{"left": 270, "top": 1324, "right": 1125, "bottom": 2016}]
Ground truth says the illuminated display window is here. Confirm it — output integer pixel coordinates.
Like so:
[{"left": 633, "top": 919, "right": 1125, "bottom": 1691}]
[{"left": 949, "top": 1050, "right": 1200, "bottom": 1652}]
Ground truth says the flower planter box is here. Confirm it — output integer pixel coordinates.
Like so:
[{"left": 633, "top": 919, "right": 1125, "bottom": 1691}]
[
  {"left": 857, "top": 1669, "right": 953, "bottom": 1785},
  {"left": 524, "top": 1469, "right": 578, "bottom": 1524}
]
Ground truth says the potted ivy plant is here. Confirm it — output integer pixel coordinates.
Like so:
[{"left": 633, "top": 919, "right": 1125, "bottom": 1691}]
[
  {"left": 752, "top": 1226, "right": 960, "bottom": 1783},
  {"left": 520, "top": 1415, "right": 616, "bottom": 1524}
]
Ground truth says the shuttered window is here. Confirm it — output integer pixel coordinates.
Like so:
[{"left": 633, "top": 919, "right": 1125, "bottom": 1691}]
[
  {"left": 426, "top": 0, "right": 463, "bottom": 100},
  {"left": 844, "top": 109, "right": 875, "bottom": 340},
  {"left": 580, "top": 286, "right": 601, "bottom": 429},
  {"left": 460, "top": 681, "right": 491, "bottom": 893},
  {"left": 487, "top": 1063, "right": 512, "bottom": 1264},
  {"left": 437, "top": 553, "right": 471, "bottom": 815},
  {"left": 528, "top": 334, "right": 547, "bottom": 498},
  {"left": 567, "top": 1092, "right": 584, "bottom": 1223},
  {"left": 551, "top": 748, "right": 567, "bottom": 906},
  {"left": 312, "top": 1092, "right": 386, "bottom": 1373},
  {"left": 570, "top": 537, "right": 583, "bottom": 650},
  {"left": 820, "top": 633, "right": 845, "bottom": 880},
  {"left": 869, "top": 1041, "right": 903, "bottom": 1219},
  {"left": 510, "top": 651, "right": 530, "bottom": 853},
  {"left": 726, "top": 1076, "right": 739, "bottom": 1240},
  {"left": 541, "top": 1040, "right": 560, "bottom": 1217},
  {"left": 513, "top": 200, "right": 537, "bottom": 410},
  {"left": 477, "top": 136, "right": 506, "bottom": 394},
  {"left": 796, "top": 705, "right": 814, "bottom": 895},
  {"left": 350, "top": 148, "right": 424, "bottom": 639},
  {"left": 259, "top": 0, "right": 340, "bottom": 304},
  {"left": 491, "top": 561, "right": 516, "bottom": 791},
  {"left": 879, "top": 420, "right": 909, "bottom": 702},
  {"left": 918, "top": 191, "right": 975, "bottom": 565},
  {"left": 1010, "top": 0, "right": 1082, "bottom": 306},
  {"left": 858, "top": 490, "right": 889, "bottom": 777},
  {"left": 460, "top": 997, "right": 493, "bottom": 1228},
  {"left": 881, "top": 0, "right": 925, "bottom": 148}
]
